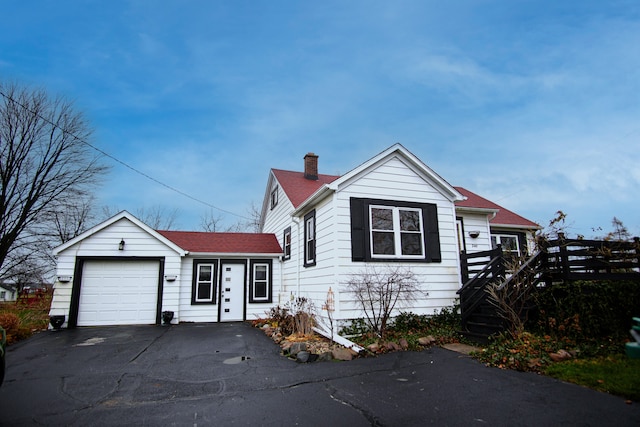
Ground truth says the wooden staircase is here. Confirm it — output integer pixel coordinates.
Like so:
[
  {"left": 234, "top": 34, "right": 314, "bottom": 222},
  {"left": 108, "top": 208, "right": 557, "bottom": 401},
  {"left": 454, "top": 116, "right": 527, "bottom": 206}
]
[
  {"left": 457, "top": 246, "right": 507, "bottom": 342},
  {"left": 457, "top": 236, "right": 640, "bottom": 342}
]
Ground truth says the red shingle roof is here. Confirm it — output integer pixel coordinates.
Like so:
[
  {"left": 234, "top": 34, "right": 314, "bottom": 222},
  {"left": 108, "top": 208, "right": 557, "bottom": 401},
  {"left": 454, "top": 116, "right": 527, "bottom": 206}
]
[
  {"left": 272, "top": 169, "right": 340, "bottom": 208},
  {"left": 157, "top": 230, "right": 282, "bottom": 254},
  {"left": 271, "top": 167, "right": 537, "bottom": 229},
  {"left": 455, "top": 187, "right": 539, "bottom": 228}
]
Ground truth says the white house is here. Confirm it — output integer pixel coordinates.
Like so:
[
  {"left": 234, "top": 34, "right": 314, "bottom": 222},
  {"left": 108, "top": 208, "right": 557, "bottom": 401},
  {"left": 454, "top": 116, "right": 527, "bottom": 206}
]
[
  {"left": 49, "top": 143, "right": 538, "bottom": 328},
  {"left": 0, "top": 283, "right": 17, "bottom": 302},
  {"left": 49, "top": 212, "right": 282, "bottom": 328}
]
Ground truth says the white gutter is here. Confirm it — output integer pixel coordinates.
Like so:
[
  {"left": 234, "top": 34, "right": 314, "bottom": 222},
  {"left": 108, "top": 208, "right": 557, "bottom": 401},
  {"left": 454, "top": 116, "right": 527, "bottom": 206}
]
[
  {"left": 292, "top": 216, "right": 301, "bottom": 296},
  {"left": 186, "top": 252, "right": 282, "bottom": 257}
]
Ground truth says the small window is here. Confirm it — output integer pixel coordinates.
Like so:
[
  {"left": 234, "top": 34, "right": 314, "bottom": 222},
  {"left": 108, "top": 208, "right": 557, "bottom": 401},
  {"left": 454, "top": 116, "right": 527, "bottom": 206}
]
[
  {"left": 249, "top": 260, "right": 272, "bottom": 303},
  {"left": 304, "top": 210, "right": 316, "bottom": 267},
  {"left": 491, "top": 234, "right": 521, "bottom": 256},
  {"left": 0, "top": 291, "right": 5, "bottom": 299},
  {"left": 270, "top": 186, "right": 278, "bottom": 209},
  {"left": 192, "top": 260, "right": 218, "bottom": 304},
  {"left": 283, "top": 226, "right": 292, "bottom": 260}
]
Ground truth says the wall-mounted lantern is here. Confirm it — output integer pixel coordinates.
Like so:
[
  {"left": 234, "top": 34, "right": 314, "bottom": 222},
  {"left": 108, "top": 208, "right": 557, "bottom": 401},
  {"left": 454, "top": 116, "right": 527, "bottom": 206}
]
[
  {"left": 164, "top": 275, "right": 177, "bottom": 282},
  {"left": 118, "top": 239, "right": 125, "bottom": 250},
  {"left": 469, "top": 230, "right": 480, "bottom": 239},
  {"left": 57, "top": 275, "right": 72, "bottom": 283}
]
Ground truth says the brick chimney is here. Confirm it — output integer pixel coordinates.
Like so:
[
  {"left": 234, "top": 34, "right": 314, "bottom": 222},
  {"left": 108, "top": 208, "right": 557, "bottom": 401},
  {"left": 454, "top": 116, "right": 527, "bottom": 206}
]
[{"left": 304, "top": 152, "right": 318, "bottom": 180}]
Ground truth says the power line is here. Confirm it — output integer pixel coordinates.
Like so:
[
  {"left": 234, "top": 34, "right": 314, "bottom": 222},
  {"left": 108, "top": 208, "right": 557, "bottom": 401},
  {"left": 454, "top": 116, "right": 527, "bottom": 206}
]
[{"left": 0, "top": 88, "right": 250, "bottom": 220}]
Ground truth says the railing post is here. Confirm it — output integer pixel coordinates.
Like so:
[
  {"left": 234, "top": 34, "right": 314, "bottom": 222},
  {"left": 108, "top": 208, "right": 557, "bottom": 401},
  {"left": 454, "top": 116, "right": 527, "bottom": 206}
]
[
  {"left": 558, "top": 233, "right": 570, "bottom": 281},
  {"left": 634, "top": 237, "right": 640, "bottom": 273},
  {"left": 460, "top": 250, "right": 469, "bottom": 283}
]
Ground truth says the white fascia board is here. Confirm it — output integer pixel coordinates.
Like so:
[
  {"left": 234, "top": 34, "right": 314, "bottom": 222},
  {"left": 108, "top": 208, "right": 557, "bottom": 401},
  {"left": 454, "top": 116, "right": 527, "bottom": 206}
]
[
  {"left": 188, "top": 252, "right": 282, "bottom": 258},
  {"left": 328, "top": 143, "right": 464, "bottom": 202},
  {"left": 490, "top": 223, "right": 542, "bottom": 231},
  {"left": 52, "top": 210, "right": 187, "bottom": 256},
  {"left": 258, "top": 171, "right": 277, "bottom": 231},
  {"left": 455, "top": 206, "right": 499, "bottom": 215},
  {"left": 291, "top": 185, "right": 334, "bottom": 217}
]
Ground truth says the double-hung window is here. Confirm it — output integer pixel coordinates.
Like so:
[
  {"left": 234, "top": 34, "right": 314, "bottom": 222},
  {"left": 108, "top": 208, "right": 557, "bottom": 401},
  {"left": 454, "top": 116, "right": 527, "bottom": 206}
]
[
  {"left": 370, "top": 205, "right": 424, "bottom": 258},
  {"left": 283, "top": 227, "right": 292, "bottom": 260},
  {"left": 270, "top": 186, "right": 278, "bottom": 209},
  {"left": 304, "top": 210, "right": 316, "bottom": 267},
  {"left": 192, "top": 260, "right": 217, "bottom": 304},
  {"left": 249, "top": 260, "right": 272, "bottom": 303},
  {"left": 350, "top": 197, "right": 441, "bottom": 263}
]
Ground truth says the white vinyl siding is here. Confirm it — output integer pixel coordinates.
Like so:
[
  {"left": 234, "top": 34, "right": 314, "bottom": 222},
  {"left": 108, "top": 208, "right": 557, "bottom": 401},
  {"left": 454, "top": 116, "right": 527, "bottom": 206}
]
[{"left": 49, "top": 217, "right": 182, "bottom": 328}]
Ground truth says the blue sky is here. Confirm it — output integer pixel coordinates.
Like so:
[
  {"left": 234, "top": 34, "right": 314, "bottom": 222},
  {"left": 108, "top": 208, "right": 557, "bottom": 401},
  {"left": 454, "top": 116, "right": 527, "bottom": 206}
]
[{"left": 2, "top": 1, "right": 639, "bottom": 237}]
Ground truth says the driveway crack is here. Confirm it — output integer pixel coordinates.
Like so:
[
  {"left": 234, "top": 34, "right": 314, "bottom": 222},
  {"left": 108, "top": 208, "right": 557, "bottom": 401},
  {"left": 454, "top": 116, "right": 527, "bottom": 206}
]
[
  {"left": 325, "top": 384, "right": 385, "bottom": 427},
  {"left": 128, "top": 326, "right": 171, "bottom": 363}
]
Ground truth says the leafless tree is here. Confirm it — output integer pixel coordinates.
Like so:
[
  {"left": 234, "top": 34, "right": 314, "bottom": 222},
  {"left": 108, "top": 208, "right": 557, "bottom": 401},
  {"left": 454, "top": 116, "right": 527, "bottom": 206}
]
[
  {"left": 0, "top": 81, "right": 108, "bottom": 277},
  {"left": 200, "top": 209, "right": 225, "bottom": 232},
  {"left": 101, "top": 205, "right": 180, "bottom": 230},
  {"left": 346, "top": 264, "right": 423, "bottom": 339}
]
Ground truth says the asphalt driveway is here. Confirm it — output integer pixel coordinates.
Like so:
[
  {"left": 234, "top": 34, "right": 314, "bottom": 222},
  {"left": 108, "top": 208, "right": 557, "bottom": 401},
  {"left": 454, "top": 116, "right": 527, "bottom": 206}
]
[{"left": 1, "top": 323, "right": 638, "bottom": 426}]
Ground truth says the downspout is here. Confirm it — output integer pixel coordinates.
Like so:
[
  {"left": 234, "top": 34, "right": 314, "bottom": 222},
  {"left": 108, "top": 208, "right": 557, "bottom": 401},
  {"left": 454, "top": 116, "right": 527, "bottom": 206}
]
[{"left": 292, "top": 215, "right": 301, "bottom": 297}]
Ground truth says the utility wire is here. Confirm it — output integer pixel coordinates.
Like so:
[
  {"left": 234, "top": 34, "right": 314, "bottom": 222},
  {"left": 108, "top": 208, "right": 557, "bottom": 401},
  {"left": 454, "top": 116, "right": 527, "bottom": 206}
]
[{"left": 0, "top": 88, "right": 251, "bottom": 220}]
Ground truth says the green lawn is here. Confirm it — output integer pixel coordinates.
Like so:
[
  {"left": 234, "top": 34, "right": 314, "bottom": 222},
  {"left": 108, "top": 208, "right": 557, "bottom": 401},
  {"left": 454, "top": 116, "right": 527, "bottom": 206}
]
[{"left": 544, "top": 355, "right": 640, "bottom": 401}]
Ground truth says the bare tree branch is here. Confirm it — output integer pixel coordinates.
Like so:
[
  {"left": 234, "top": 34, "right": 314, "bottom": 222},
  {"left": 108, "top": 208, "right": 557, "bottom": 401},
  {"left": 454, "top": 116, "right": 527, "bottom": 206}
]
[{"left": 0, "top": 81, "right": 109, "bottom": 276}]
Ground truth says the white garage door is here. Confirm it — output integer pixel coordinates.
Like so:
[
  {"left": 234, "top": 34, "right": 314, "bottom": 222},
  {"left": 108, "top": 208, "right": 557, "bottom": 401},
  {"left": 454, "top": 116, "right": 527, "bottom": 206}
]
[{"left": 77, "top": 260, "right": 160, "bottom": 326}]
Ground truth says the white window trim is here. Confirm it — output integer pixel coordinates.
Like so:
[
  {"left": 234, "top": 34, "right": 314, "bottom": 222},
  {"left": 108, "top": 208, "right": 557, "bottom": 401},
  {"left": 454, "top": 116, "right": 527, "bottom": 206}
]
[
  {"left": 270, "top": 186, "right": 278, "bottom": 209},
  {"left": 195, "top": 263, "right": 215, "bottom": 302},
  {"left": 252, "top": 263, "right": 270, "bottom": 302},
  {"left": 305, "top": 215, "right": 315, "bottom": 264},
  {"left": 283, "top": 227, "right": 292, "bottom": 260},
  {"left": 491, "top": 234, "right": 521, "bottom": 256},
  {"left": 369, "top": 205, "right": 425, "bottom": 259}
]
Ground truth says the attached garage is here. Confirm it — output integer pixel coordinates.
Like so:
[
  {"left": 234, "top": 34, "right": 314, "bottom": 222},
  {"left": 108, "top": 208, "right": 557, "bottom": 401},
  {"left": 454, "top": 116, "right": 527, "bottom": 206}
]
[
  {"left": 49, "top": 211, "right": 282, "bottom": 328},
  {"left": 75, "top": 259, "right": 162, "bottom": 326}
]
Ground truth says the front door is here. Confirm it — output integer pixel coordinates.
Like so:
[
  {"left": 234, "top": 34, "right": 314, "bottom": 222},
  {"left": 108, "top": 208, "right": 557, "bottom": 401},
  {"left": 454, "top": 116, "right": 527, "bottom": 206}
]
[{"left": 219, "top": 262, "right": 245, "bottom": 321}]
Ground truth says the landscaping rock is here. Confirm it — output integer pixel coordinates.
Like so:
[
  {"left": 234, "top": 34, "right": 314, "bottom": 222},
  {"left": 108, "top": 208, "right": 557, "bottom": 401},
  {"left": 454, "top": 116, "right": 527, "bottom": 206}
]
[
  {"left": 289, "top": 342, "right": 307, "bottom": 356},
  {"left": 549, "top": 349, "right": 572, "bottom": 362},
  {"left": 332, "top": 347, "right": 353, "bottom": 361},
  {"left": 385, "top": 341, "right": 401, "bottom": 351},
  {"left": 317, "top": 351, "right": 333, "bottom": 362},
  {"left": 367, "top": 343, "right": 380, "bottom": 353},
  {"left": 296, "top": 351, "right": 310, "bottom": 363},
  {"left": 281, "top": 341, "right": 292, "bottom": 353},
  {"left": 418, "top": 336, "right": 436, "bottom": 346},
  {"left": 399, "top": 338, "right": 409, "bottom": 350}
]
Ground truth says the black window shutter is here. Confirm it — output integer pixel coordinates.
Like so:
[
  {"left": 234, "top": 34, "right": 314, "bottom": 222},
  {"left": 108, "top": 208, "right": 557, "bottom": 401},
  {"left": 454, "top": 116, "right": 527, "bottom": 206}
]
[
  {"left": 424, "top": 204, "right": 441, "bottom": 262},
  {"left": 350, "top": 198, "right": 367, "bottom": 261}
]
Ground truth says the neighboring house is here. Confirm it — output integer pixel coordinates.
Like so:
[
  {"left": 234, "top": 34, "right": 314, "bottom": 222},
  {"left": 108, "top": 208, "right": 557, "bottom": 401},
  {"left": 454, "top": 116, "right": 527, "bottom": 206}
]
[
  {"left": 0, "top": 284, "right": 17, "bottom": 303},
  {"left": 49, "top": 143, "right": 538, "bottom": 328}
]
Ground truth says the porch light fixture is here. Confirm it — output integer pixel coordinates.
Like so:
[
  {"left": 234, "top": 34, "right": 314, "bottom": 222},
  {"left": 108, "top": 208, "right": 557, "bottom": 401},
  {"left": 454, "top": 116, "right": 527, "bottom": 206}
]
[
  {"left": 165, "top": 275, "right": 177, "bottom": 282},
  {"left": 469, "top": 231, "right": 480, "bottom": 239},
  {"left": 118, "top": 239, "right": 125, "bottom": 250},
  {"left": 57, "top": 275, "right": 72, "bottom": 283}
]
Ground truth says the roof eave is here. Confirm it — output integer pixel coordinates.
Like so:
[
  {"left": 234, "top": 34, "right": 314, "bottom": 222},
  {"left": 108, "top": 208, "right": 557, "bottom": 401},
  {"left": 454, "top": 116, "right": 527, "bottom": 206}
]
[
  {"left": 52, "top": 211, "right": 187, "bottom": 256},
  {"left": 490, "top": 223, "right": 542, "bottom": 231},
  {"left": 291, "top": 185, "right": 334, "bottom": 217},
  {"left": 187, "top": 251, "right": 283, "bottom": 257},
  {"left": 455, "top": 206, "right": 500, "bottom": 215}
]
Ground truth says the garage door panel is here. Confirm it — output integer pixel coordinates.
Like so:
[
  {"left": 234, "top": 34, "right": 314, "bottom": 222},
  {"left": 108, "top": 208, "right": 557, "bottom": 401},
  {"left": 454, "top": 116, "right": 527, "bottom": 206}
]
[{"left": 77, "top": 260, "right": 160, "bottom": 326}]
